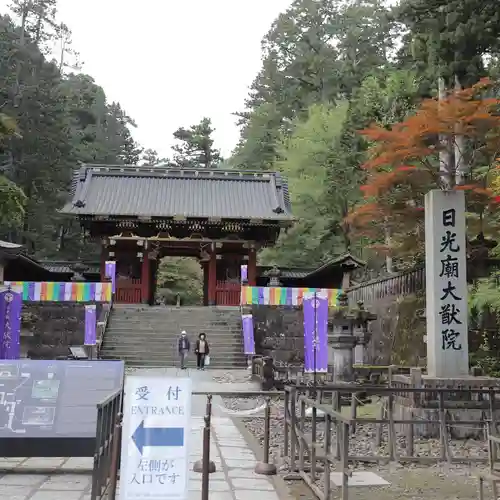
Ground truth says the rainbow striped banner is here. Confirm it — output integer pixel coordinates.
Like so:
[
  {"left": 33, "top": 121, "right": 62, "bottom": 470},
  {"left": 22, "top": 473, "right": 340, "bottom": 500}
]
[
  {"left": 3, "top": 282, "right": 112, "bottom": 302},
  {"left": 241, "top": 286, "right": 341, "bottom": 307}
]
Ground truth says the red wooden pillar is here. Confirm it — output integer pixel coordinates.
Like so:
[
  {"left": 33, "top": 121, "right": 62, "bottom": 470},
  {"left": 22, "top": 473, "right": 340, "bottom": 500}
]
[
  {"left": 208, "top": 246, "right": 217, "bottom": 306},
  {"left": 248, "top": 247, "right": 257, "bottom": 286},
  {"left": 141, "top": 251, "right": 150, "bottom": 304}
]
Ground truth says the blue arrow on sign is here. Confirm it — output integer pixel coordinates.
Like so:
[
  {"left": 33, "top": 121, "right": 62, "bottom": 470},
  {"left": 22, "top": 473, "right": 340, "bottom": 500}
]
[{"left": 132, "top": 420, "right": 184, "bottom": 455}]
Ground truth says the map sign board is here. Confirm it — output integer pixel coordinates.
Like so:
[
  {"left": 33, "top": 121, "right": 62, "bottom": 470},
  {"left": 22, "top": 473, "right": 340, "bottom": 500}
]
[
  {"left": 120, "top": 376, "right": 192, "bottom": 500},
  {"left": 0, "top": 360, "right": 124, "bottom": 437}
]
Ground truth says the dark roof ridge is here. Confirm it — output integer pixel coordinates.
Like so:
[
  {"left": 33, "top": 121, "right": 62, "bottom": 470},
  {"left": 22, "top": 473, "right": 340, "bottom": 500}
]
[
  {"left": 79, "top": 164, "right": 282, "bottom": 178},
  {"left": 63, "top": 164, "right": 294, "bottom": 221}
]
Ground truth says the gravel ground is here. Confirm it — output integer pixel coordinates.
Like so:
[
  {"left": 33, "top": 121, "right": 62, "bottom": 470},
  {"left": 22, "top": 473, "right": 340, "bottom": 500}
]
[{"left": 214, "top": 371, "right": 492, "bottom": 500}]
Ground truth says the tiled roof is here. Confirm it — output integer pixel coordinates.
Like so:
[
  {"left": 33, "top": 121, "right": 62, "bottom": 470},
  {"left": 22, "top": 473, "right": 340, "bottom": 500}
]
[
  {"left": 258, "top": 266, "right": 311, "bottom": 279},
  {"left": 61, "top": 165, "right": 294, "bottom": 222},
  {"left": 0, "top": 239, "right": 23, "bottom": 254},
  {"left": 39, "top": 261, "right": 100, "bottom": 275}
]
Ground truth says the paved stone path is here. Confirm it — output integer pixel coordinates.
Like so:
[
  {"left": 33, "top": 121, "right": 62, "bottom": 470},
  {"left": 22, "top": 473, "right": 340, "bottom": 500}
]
[
  {"left": 0, "top": 464, "right": 92, "bottom": 499},
  {"left": 187, "top": 416, "right": 279, "bottom": 500},
  {"left": 0, "top": 368, "right": 284, "bottom": 500}
]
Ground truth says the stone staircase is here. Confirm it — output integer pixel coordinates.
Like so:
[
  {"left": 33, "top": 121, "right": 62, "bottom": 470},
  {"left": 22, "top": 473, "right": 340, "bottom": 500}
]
[{"left": 100, "top": 305, "right": 247, "bottom": 369}]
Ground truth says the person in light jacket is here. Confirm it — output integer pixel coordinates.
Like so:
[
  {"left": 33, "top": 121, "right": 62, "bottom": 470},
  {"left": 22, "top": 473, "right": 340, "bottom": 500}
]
[
  {"left": 178, "top": 331, "right": 190, "bottom": 369},
  {"left": 194, "top": 332, "right": 210, "bottom": 370}
]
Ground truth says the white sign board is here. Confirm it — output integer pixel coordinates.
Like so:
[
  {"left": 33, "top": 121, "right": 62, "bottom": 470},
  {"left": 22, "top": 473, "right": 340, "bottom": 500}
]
[
  {"left": 425, "top": 189, "right": 469, "bottom": 377},
  {"left": 119, "top": 376, "right": 192, "bottom": 500}
]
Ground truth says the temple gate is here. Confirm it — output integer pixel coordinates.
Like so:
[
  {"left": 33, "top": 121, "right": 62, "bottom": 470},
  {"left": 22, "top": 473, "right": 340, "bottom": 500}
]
[{"left": 62, "top": 165, "right": 294, "bottom": 305}]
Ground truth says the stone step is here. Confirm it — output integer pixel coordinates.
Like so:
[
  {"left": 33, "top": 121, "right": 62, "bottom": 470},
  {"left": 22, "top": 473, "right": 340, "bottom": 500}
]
[
  {"left": 110, "top": 309, "right": 241, "bottom": 315},
  {"left": 105, "top": 336, "right": 243, "bottom": 349},
  {"left": 108, "top": 317, "right": 241, "bottom": 323},
  {"left": 104, "top": 336, "right": 241, "bottom": 344},
  {"left": 105, "top": 329, "right": 240, "bottom": 334},
  {"left": 103, "top": 305, "right": 245, "bottom": 368},
  {"left": 100, "top": 354, "right": 247, "bottom": 362},
  {"left": 101, "top": 347, "right": 244, "bottom": 356},
  {"left": 106, "top": 325, "right": 239, "bottom": 331}
]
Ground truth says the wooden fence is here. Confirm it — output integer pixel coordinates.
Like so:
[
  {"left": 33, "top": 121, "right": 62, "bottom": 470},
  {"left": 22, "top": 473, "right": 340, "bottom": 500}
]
[
  {"left": 283, "top": 384, "right": 500, "bottom": 500},
  {"left": 346, "top": 267, "right": 425, "bottom": 305}
]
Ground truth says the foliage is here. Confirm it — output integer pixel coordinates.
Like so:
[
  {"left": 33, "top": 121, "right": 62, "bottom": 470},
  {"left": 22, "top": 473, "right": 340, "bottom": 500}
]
[
  {"left": 0, "top": 113, "right": 27, "bottom": 228},
  {"left": 398, "top": 0, "right": 500, "bottom": 87},
  {"left": 155, "top": 257, "right": 203, "bottom": 306},
  {"left": 348, "top": 78, "right": 500, "bottom": 261},
  {"left": 261, "top": 102, "right": 359, "bottom": 266},
  {"left": 140, "top": 149, "right": 168, "bottom": 166},
  {"left": 172, "top": 118, "right": 222, "bottom": 169},
  {"left": 0, "top": 6, "right": 142, "bottom": 258},
  {"left": 233, "top": 0, "right": 401, "bottom": 268}
]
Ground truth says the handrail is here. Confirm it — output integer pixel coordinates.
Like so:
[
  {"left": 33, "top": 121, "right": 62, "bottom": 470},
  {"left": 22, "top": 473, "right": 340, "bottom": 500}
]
[
  {"left": 96, "top": 299, "right": 113, "bottom": 358},
  {"left": 97, "top": 387, "right": 122, "bottom": 408},
  {"left": 91, "top": 388, "right": 122, "bottom": 500}
]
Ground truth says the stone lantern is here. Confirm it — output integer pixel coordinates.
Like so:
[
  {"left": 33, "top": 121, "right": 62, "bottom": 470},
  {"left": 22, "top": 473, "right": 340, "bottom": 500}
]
[
  {"left": 71, "top": 262, "right": 88, "bottom": 282},
  {"left": 328, "top": 293, "right": 376, "bottom": 382},
  {"left": 352, "top": 300, "right": 376, "bottom": 365},
  {"left": 267, "top": 266, "right": 282, "bottom": 287}
]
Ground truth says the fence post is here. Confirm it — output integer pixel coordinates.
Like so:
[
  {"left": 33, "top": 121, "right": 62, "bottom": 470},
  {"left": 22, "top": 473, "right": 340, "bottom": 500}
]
[
  {"left": 91, "top": 406, "right": 104, "bottom": 500},
  {"left": 341, "top": 422, "right": 350, "bottom": 500},
  {"left": 283, "top": 388, "right": 289, "bottom": 459},
  {"left": 193, "top": 395, "right": 216, "bottom": 484},
  {"left": 255, "top": 398, "right": 277, "bottom": 475},
  {"left": 107, "top": 413, "right": 123, "bottom": 500}
]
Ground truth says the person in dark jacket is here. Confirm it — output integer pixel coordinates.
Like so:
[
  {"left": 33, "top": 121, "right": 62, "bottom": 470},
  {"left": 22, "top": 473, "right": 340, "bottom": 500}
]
[
  {"left": 178, "top": 331, "right": 190, "bottom": 369},
  {"left": 194, "top": 332, "right": 210, "bottom": 370}
]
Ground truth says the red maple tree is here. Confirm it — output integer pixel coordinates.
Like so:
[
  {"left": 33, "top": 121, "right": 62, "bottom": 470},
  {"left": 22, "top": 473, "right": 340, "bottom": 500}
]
[{"left": 348, "top": 78, "right": 500, "bottom": 260}]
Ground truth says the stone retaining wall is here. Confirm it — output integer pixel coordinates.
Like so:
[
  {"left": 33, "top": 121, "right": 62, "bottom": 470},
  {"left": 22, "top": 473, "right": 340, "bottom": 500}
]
[{"left": 20, "top": 303, "right": 102, "bottom": 358}]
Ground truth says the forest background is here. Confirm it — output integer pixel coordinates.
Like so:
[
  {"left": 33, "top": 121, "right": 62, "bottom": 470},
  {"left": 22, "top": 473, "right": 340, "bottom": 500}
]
[{"left": 3, "top": 0, "right": 500, "bottom": 366}]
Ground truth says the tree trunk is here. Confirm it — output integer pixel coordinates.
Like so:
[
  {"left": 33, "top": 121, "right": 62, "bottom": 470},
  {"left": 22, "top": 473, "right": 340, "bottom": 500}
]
[
  {"left": 438, "top": 76, "right": 455, "bottom": 188},
  {"left": 454, "top": 75, "right": 467, "bottom": 185}
]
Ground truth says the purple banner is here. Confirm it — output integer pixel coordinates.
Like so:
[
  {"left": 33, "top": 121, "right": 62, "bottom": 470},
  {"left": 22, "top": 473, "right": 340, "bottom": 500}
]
[
  {"left": 0, "top": 288, "right": 22, "bottom": 360},
  {"left": 303, "top": 292, "right": 328, "bottom": 373},
  {"left": 241, "top": 264, "right": 248, "bottom": 283},
  {"left": 241, "top": 314, "right": 255, "bottom": 355},
  {"left": 105, "top": 261, "right": 116, "bottom": 293},
  {"left": 85, "top": 305, "right": 97, "bottom": 345}
]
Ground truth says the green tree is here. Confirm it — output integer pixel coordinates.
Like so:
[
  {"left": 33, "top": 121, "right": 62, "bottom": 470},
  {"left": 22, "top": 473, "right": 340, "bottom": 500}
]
[
  {"left": 231, "top": 103, "right": 283, "bottom": 170},
  {"left": 172, "top": 118, "right": 222, "bottom": 169},
  {"left": 155, "top": 257, "right": 203, "bottom": 305},
  {"left": 0, "top": 6, "right": 144, "bottom": 258},
  {"left": 0, "top": 113, "right": 26, "bottom": 228},
  {"left": 261, "top": 103, "right": 357, "bottom": 266},
  {"left": 141, "top": 148, "right": 168, "bottom": 166}
]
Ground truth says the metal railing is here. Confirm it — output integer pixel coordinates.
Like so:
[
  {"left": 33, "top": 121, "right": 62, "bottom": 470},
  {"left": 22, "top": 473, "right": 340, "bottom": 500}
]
[
  {"left": 91, "top": 388, "right": 123, "bottom": 500},
  {"left": 93, "top": 384, "right": 500, "bottom": 500},
  {"left": 95, "top": 301, "right": 113, "bottom": 358}
]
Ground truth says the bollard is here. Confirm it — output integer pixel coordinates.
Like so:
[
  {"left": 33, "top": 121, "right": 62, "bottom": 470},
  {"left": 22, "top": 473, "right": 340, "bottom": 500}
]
[
  {"left": 107, "top": 413, "right": 123, "bottom": 500},
  {"left": 254, "top": 398, "right": 277, "bottom": 475},
  {"left": 193, "top": 394, "right": 216, "bottom": 486}
]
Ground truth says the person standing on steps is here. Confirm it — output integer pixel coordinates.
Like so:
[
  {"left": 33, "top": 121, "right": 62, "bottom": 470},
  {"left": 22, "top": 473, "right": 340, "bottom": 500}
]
[
  {"left": 195, "top": 332, "right": 210, "bottom": 370},
  {"left": 178, "top": 331, "right": 190, "bottom": 370}
]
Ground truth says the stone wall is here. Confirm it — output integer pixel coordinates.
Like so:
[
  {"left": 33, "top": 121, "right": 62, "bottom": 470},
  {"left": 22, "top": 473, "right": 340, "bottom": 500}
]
[
  {"left": 20, "top": 303, "right": 102, "bottom": 359},
  {"left": 251, "top": 305, "right": 303, "bottom": 363}
]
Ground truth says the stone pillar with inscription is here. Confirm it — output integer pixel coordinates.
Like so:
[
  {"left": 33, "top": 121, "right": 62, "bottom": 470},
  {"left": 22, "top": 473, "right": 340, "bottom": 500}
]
[{"left": 425, "top": 189, "right": 468, "bottom": 377}]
